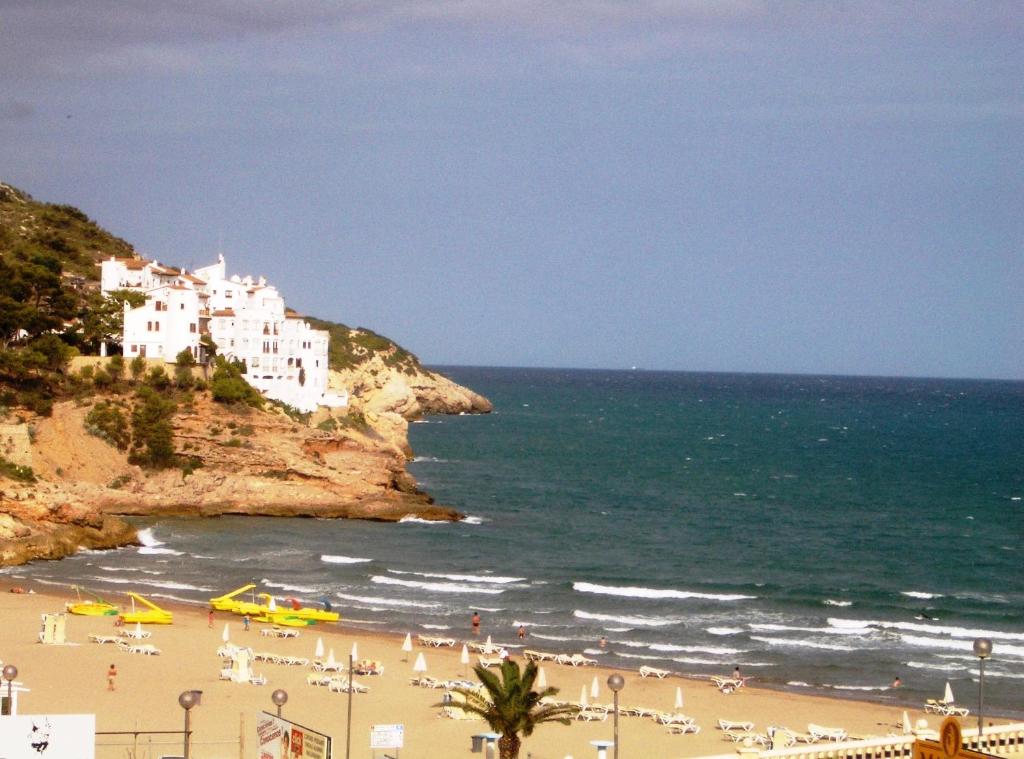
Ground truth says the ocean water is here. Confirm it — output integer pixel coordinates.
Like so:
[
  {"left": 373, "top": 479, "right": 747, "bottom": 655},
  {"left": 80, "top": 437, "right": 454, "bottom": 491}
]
[{"left": 10, "top": 368, "right": 1024, "bottom": 715}]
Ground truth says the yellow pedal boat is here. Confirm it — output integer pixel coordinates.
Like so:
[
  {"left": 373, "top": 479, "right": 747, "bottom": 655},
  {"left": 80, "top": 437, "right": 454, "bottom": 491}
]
[
  {"left": 66, "top": 587, "right": 119, "bottom": 616},
  {"left": 120, "top": 592, "right": 173, "bottom": 624}
]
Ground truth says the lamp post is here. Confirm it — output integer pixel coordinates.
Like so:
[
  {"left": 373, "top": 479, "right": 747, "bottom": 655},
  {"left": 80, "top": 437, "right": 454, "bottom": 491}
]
[
  {"left": 973, "top": 638, "right": 992, "bottom": 744},
  {"left": 271, "top": 689, "right": 288, "bottom": 718},
  {"left": 178, "top": 690, "right": 198, "bottom": 759},
  {"left": 346, "top": 652, "right": 354, "bottom": 759},
  {"left": 607, "top": 673, "right": 625, "bottom": 759},
  {"left": 2, "top": 664, "right": 17, "bottom": 716}
]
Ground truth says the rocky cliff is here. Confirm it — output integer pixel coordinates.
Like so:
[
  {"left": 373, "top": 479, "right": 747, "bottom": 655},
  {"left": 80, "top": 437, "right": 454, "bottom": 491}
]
[{"left": 0, "top": 364, "right": 491, "bottom": 566}]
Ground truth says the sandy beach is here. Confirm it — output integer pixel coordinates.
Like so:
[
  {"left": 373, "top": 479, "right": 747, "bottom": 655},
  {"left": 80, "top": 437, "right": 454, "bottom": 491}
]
[{"left": 0, "top": 581, "right": 958, "bottom": 759}]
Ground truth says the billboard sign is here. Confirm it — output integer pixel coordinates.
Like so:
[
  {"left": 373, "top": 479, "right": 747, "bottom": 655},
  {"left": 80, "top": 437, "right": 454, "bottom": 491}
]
[
  {"left": 370, "top": 724, "right": 404, "bottom": 749},
  {"left": 256, "top": 711, "right": 332, "bottom": 759}
]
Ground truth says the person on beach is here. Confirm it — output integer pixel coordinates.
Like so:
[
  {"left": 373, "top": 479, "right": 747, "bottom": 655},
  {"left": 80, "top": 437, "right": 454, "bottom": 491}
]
[
  {"left": 107, "top": 664, "right": 117, "bottom": 691},
  {"left": 208, "top": 608, "right": 214, "bottom": 628},
  {"left": 733, "top": 666, "right": 742, "bottom": 681},
  {"left": 892, "top": 676, "right": 902, "bottom": 688},
  {"left": 599, "top": 636, "right": 608, "bottom": 649},
  {"left": 243, "top": 614, "right": 250, "bottom": 632},
  {"left": 518, "top": 625, "right": 526, "bottom": 640},
  {"left": 471, "top": 611, "right": 481, "bottom": 635}
]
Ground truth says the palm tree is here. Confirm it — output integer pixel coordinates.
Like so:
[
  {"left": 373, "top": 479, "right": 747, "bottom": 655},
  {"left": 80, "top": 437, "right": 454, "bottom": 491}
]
[{"left": 445, "top": 659, "right": 577, "bottom": 759}]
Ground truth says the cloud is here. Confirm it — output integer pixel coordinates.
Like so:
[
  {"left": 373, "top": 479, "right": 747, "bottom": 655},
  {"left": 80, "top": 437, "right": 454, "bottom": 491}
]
[{"left": 0, "top": 100, "right": 35, "bottom": 122}]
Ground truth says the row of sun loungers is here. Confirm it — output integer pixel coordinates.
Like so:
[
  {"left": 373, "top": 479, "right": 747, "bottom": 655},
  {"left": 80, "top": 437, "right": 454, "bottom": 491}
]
[
  {"left": 639, "top": 665, "right": 671, "bottom": 679},
  {"left": 522, "top": 650, "right": 598, "bottom": 666},
  {"left": 252, "top": 652, "right": 310, "bottom": 666},
  {"left": 409, "top": 675, "right": 477, "bottom": 690},
  {"left": 305, "top": 673, "right": 369, "bottom": 693},
  {"left": 924, "top": 699, "right": 969, "bottom": 717},
  {"left": 418, "top": 635, "right": 456, "bottom": 648}
]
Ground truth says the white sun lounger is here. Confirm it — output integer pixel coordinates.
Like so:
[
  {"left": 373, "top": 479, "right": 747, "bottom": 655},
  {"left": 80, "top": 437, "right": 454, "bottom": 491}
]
[
  {"left": 719, "top": 719, "right": 755, "bottom": 732},
  {"left": 640, "top": 665, "right": 671, "bottom": 679},
  {"left": 668, "top": 723, "right": 701, "bottom": 735},
  {"left": 808, "top": 724, "right": 848, "bottom": 742}
]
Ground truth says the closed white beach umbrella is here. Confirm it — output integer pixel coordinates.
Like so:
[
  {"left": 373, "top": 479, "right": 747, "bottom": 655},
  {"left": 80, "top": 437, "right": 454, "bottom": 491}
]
[
  {"left": 402, "top": 633, "right": 413, "bottom": 652},
  {"left": 675, "top": 686, "right": 684, "bottom": 710},
  {"left": 579, "top": 684, "right": 589, "bottom": 707},
  {"left": 414, "top": 652, "right": 428, "bottom": 672},
  {"left": 222, "top": 623, "right": 230, "bottom": 643},
  {"left": 134, "top": 622, "right": 143, "bottom": 638},
  {"left": 590, "top": 675, "right": 599, "bottom": 699},
  {"left": 314, "top": 637, "right": 324, "bottom": 659},
  {"left": 486, "top": 634, "right": 493, "bottom": 649},
  {"left": 461, "top": 644, "right": 470, "bottom": 665},
  {"left": 268, "top": 596, "right": 277, "bottom": 612},
  {"left": 902, "top": 711, "right": 912, "bottom": 735},
  {"left": 351, "top": 641, "right": 359, "bottom": 660},
  {"left": 537, "top": 666, "right": 547, "bottom": 689},
  {"left": 326, "top": 648, "right": 337, "bottom": 668},
  {"left": 944, "top": 681, "right": 955, "bottom": 704}
]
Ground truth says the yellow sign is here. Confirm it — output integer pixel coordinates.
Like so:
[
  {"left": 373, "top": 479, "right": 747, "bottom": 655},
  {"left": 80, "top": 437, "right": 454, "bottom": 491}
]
[{"left": 913, "top": 718, "right": 993, "bottom": 759}]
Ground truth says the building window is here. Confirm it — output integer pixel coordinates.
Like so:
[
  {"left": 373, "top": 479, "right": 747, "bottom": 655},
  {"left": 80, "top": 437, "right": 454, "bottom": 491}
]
[
  {"left": 154, "top": 301, "right": 165, "bottom": 311},
  {"left": 180, "top": 303, "right": 185, "bottom": 310},
  {"left": 130, "top": 345, "right": 137, "bottom": 353},
  {"left": 155, "top": 321, "right": 160, "bottom": 332},
  {"left": 189, "top": 323, "right": 197, "bottom": 333}
]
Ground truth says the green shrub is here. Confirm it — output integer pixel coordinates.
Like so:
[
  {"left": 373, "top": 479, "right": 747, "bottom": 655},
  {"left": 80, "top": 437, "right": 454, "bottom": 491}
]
[
  {"left": 130, "top": 356, "right": 146, "bottom": 381},
  {"left": 85, "top": 400, "right": 130, "bottom": 450},
  {"left": 108, "top": 474, "right": 131, "bottom": 490},
  {"left": 316, "top": 417, "right": 338, "bottom": 432},
  {"left": 235, "top": 424, "right": 255, "bottom": 436},
  {"left": 210, "top": 357, "right": 263, "bottom": 407},
  {"left": 107, "top": 354, "right": 125, "bottom": 380},
  {"left": 223, "top": 437, "right": 243, "bottom": 447},
  {"left": 144, "top": 366, "right": 170, "bottom": 389},
  {"left": 0, "top": 455, "right": 37, "bottom": 483},
  {"left": 129, "top": 387, "right": 177, "bottom": 468}
]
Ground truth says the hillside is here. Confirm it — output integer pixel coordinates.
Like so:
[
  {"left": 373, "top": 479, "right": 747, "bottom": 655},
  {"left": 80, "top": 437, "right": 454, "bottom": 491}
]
[{"left": 0, "top": 180, "right": 491, "bottom": 566}]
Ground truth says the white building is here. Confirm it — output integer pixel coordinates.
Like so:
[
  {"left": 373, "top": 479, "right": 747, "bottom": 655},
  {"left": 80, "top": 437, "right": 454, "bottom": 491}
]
[{"left": 101, "top": 254, "right": 347, "bottom": 413}]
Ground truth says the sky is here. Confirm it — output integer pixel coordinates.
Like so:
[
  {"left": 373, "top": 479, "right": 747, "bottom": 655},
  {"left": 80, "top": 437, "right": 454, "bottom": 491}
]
[{"left": 1, "top": 1, "right": 1022, "bottom": 379}]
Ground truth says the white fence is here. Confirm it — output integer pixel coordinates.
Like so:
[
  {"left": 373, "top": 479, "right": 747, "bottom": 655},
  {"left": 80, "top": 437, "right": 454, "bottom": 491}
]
[{"left": 697, "top": 722, "right": 1024, "bottom": 759}]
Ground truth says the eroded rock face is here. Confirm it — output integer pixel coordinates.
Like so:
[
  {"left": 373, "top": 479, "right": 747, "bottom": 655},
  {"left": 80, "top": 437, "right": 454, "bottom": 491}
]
[{"left": 0, "top": 365, "right": 491, "bottom": 566}]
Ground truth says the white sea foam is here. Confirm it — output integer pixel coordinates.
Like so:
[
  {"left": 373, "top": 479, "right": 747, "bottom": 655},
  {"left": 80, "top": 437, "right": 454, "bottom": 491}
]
[
  {"left": 397, "top": 516, "right": 448, "bottom": 525},
  {"left": 906, "top": 661, "right": 969, "bottom": 672},
  {"left": 99, "top": 566, "right": 163, "bottom": 575},
  {"left": 321, "top": 555, "right": 372, "bottom": 564},
  {"left": 411, "top": 456, "right": 449, "bottom": 463},
  {"left": 901, "top": 591, "right": 942, "bottom": 599},
  {"left": 603, "top": 627, "right": 632, "bottom": 633},
  {"left": 371, "top": 575, "right": 504, "bottom": 595},
  {"left": 262, "top": 580, "right": 321, "bottom": 594},
  {"left": 389, "top": 570, "right": 525, "bottom": 584},
  {"left": 420, "top": 624, "right": 451, "bottom": 630},
  {"left": 707, "top": 627, "right": 745, "bottom": 636},
  {"left": 671, "top": 656, "right": 724, "bottom": 666},
  {"left": 139, "top": 547, "right": 183, "bottom": 556},
  {"left": 574, "top": 610, "right": 678, "bottom": 628},
  {"left": 824, "top": 599, "right": 853, "bottom": 607},
  {"left": 649, "top": 643, "right": 746, "bottom": 655},
  {"left": 828, "top": 685, "right": 888, "bottom": 692},
  {"left": 614, "top": 652, "right": 668, "bottom": 662},
  {"left": 531, "top": 633, "right": 581, "bottom": 642},
  {"left": 461, "top": 516, "right": 485, "bottom": 525},
  {"left": 752, "top": 623, "right": 870, "bottom": 637},
  {"left": 91, "top": 576, "right": 212, "bottom": 592},
  {"left": 902, "top": 635, "right": 1024, "bottom": 658},
  {"left": 512, "top": 620, "right": 563, "bottom": 628},
  {"left": 334, "top": 592, "right": 439, "bottom": 609},
  {"left": 474, "top": 607, "right": 505, "bottom": 613},
  {"left": 750, "top": 636, "right": 855, "bottom": 652},
  {"left": 343, "top": 619, "right": 385, "bottom": 625},
  {"left": 137, "top": 528, "right": 162, "bottom": 547},
  {"left": 573, "top": 581, "right": 755, "bottom": 602},
  {"left": 787, "top": 681, "right": 812, "bottom": 688},
  {"left": 828, "top": 618, "right": 1024, "bottom": 642},
  {"left": 583, "top": 649, "right": 606, "bottom": 655}
]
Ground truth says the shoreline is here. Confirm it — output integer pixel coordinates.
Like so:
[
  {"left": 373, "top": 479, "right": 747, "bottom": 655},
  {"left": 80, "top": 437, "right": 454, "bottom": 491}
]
[{"left": 1, "top": 577, "right": 1006, "bottom": 759}]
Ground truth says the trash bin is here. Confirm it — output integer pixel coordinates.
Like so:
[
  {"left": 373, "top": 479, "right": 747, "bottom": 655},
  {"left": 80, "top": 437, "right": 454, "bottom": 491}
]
[{"left": 471, "top": 734, "right": 486, "bottom": 753}]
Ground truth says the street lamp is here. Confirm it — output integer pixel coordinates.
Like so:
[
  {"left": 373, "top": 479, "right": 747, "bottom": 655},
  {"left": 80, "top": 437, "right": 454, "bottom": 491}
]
[
  {"left": 973, "top": 638, "right": 992, "bottom": 744},
  {"left": 178, "top": 690, "right": 199, "bottom": 759},
  {"left": 607, "top": 673, "right": 625, "bottom": 759},
  {"left": 2, "top": 664, "right": 17, "bottom": 716},
  {"left": 271, "top": 688, "right": 288, "bottom": 718}
]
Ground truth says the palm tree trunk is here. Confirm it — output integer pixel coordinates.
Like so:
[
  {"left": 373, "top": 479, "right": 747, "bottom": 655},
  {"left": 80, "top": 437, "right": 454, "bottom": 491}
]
[{"left": 499, "top": 732, "right": 521, "bottom": 759}]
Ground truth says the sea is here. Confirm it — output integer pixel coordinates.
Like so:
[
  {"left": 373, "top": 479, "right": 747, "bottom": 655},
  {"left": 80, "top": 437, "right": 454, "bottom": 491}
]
[{"left": 8, "top": 367, "right": 1024, "bottom": 716}]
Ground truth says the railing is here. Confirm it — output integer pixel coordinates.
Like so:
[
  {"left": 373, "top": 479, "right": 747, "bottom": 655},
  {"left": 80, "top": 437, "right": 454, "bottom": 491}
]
[{"left": 697, "top": 722, "right": 1024, "bottom": 759}]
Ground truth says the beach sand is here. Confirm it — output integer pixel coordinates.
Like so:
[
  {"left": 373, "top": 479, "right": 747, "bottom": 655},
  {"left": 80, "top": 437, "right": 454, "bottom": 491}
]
[{"left": 0, "top": 581, "right": 947, "bottom": 759}]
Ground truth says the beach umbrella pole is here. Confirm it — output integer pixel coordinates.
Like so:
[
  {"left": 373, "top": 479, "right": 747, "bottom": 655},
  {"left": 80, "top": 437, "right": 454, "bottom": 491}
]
[{"left": 346, "top": 653, "right": 354, "bottom": 759}]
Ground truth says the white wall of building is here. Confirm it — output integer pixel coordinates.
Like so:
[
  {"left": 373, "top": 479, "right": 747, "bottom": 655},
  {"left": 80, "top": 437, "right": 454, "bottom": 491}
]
[{"left": 102, "top": 254, "right": 345, "bottom": 412}]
